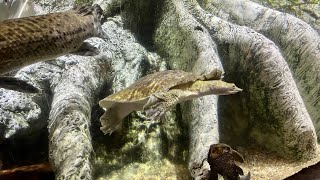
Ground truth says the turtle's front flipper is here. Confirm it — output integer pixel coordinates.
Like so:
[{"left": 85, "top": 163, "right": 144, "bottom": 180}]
[
  {"left": 0, "top": 76, "right": 39, "bottom": 93},
  {"left": 143, "top": 90, "right": 180, "bottom": 120}
]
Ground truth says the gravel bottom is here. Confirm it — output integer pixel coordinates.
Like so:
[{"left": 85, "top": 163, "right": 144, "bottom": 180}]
[{"left": 236, "top": 145, "right": 320, "bottom": 180}]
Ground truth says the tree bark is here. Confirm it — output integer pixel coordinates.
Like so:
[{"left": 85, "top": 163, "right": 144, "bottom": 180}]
[
  {"left": 199, "top": 0, "right": 320, "bottom": 139},
  {"left": 47, "top": 17, "right": 163, "bottom": 179},
  {"left": 153, "top": 0, "right": 318, "bottom": 177}
]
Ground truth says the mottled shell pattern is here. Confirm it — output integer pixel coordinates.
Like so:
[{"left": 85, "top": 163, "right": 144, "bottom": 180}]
[{"left": 100, "top": 70, "right": 200, "bottom": 106}]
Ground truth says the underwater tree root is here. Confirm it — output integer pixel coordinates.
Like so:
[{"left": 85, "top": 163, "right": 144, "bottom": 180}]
[
  {"left": 0, "top": 0, "right": 319, "bottom": 180},
  {"left": 154, "top": 0, "right": 318, "bottom": 178},
  {"left": 200, "top": 0, "right": 320, "bottom": 139}
]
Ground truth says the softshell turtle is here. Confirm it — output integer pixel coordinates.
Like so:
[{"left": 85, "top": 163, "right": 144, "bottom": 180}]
[{"left": 99, "top": 69, "right": 242, "bottom": 135}]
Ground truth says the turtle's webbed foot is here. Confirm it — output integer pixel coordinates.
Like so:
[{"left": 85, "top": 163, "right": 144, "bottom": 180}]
[
  {"left": 100, "top": 125, "right": 120, "bottom": 135},
  {"left": 212, "top": 163, "right": 245, "bottom": 180},
  {"left": 209, "top": 171, "right": 218, "bottom": 180},
  {"left": 221, "top": 163, "right": 244, "bottom": 180}
]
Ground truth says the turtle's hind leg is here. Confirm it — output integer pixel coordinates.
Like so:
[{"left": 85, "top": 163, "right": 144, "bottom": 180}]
[
  {"left": 100, "top": 104, "right": 135, "bottom": 135},
  {"left": 100, "top": 106, "right": 122, "bottom": 135}
]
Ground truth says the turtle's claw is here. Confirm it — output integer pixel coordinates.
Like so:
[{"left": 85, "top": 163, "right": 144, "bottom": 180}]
[{"left": 100, "top": 126, "right": 113, "bottom": 135}]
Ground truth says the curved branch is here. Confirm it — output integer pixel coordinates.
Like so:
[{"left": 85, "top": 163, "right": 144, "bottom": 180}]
[
  {"left": 48, "top": 16, "right": 164, "bottom": 179},
  {"left": 48, "top": 55, "right": 109, "bottom": 179},
  {"left": 154, "top": 0, "right": 224, "bottom": 178},
  {"left": 200, "top": 0, "right": 320, "bottom": 137},
  {"left": 187, "top": 0, "right": 317, "bottom": 159}
]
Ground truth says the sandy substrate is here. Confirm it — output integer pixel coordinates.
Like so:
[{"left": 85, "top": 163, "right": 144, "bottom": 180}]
[
  {"left": 95, "top": 144, "right": 320, "bottom": 179},
  {"left": 237, "top": 145, "right": 320, "bottom": 180}
]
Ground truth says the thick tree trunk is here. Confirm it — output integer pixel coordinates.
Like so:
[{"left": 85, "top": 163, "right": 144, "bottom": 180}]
[
  {"left": 199, "top": 0, "right": 320, "bottom": 139},
  {"left": 47, "top": 52, "right": 109, "bottom": 178},
  {"left": 153, "top": 0, "right": 318, "bottom": 177},
  {"left": 153, "top": 0, "right": 222, "bottom": 178},
  {"left": 192, "top": 0, "right": 316, "bottom": 157}
]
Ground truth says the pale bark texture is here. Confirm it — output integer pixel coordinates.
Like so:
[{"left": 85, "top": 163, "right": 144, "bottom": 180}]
[
  {"left": 48, "top": 17, "right": 163, "bottom": 179},
  {"left": 152, "top": 0, "right": 222, "bottom": 177},
  {"left": 0, "top": 0, "right": 319, "bottom": 180},
  {"left": 199, "top": 0, "right": 320, "bottom": 140},
  {"left": 0, "top": 0, "right": 35, "bottom": 20}
]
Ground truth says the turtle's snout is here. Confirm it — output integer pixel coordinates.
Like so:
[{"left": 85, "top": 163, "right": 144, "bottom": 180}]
[
  {"left": 227, "top": 84, "right": 242, "bottom": 94},
  {"left": 232, "top": 84, "right": 242, "bottom": 92}
]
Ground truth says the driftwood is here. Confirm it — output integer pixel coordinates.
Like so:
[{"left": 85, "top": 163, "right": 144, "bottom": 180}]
[
  {"left": 47, "top": 16, "right": 163, "bottom": 178},
  {"left": 0, "top": 0, "right": 319, "bottom": 179},
  {"left": 199, "top": 0, "right": 320, "bottom": 139}
]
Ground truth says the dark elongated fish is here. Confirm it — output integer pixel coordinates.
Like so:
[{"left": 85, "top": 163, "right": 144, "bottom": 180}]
[
  {"left": 0, "top": 4, "right": 106, "bottom": 93},
  {"left": 0, "top": 76, "right": 39, "bottom": 93}
]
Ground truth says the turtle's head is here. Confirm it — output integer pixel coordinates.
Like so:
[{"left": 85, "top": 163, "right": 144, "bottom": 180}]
[
  {"left": 193, "top": 80, "right": 242, "bottom": 95},
  {"left": 214, "top": 81, "right": 242, "bottom": 95}
]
